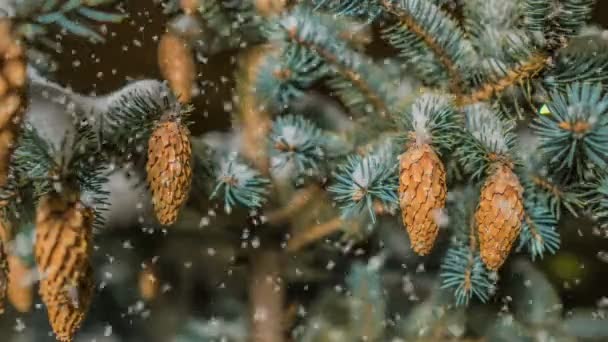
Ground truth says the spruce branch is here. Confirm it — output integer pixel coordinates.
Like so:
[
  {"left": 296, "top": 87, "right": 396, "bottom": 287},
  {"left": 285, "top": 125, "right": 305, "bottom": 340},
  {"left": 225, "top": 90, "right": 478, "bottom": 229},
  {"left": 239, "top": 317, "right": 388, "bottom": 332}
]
[
  {"left": 380, "top": 0, "right": 473, "bottom": 94},
  {"left": 532, "top": 82, "right": 608, "bottom": 178},
  {"left": 270, "top": 115, "right": 326, "bottom": 179},
  {"left": 395, "top": 92, "right": 460, "bottom": 150},
  {"left": 273, "top": 7, "right": 394, "bottom": 117},
  {"left": 210, "top": 154, "right": 270, "bottom": 214},
  {"left": 14, "top": 0, "right": 126, "bottom": 43},
  {"left": 517, "top": 203, "right": 560, "bottom": 261},
  {"left": 458, "top": 53, "right": 548, "bottom": 106},
  {"left": 458, "top": 104, "right": 517, "bottom": 179},
  {"left": 255, "top": 43, "right": 327, "bottom": 109},
  {"left": 328, "top": 142, "right": 399, "bottom": 223}
]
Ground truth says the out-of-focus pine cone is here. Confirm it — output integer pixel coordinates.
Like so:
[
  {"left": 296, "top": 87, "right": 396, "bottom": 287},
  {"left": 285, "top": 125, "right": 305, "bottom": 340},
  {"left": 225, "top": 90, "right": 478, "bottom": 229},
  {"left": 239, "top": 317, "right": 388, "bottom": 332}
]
[
  {"left": 399, "top": 143, "right": 447, "bottom": 255},
  {"left": 138, "top": 264, "right": 159, "bottom": 301},
  {"left": 7, "top": 254, "right": 32, "bottom": 313},
  {"left": 146, "top": 118, "right": 192, "bottom": 225},
  {"left": 158, "top": 31, "right": 195, "bottom": 103},
  {"left": 475, "top": 163, "right": 524, "bottom": 271},
  {"left": 35, "top": 192, "right": 95, "bottom": 342},
  {"left": 0, "top": 19, "right": 27, "bottom": 187}
]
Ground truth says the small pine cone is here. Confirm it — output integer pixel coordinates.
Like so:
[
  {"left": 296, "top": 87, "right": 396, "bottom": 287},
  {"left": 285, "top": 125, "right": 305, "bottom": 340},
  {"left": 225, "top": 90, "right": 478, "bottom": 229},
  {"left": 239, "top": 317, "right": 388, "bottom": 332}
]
[
  {"left": 0, "top": 239, "right": 7, "bottom": 314},
  {"left": 399, "top": 143, "right": 447, "bottom": 255},
  {"left": 7, "top": 254, "right": 33, "bottom": 313},
  {"left": 35, "top": 192, "right": 94, "bottom": 342},
  {"left": 0, "top": 19, "right": 27, "bottom": 187},
  {"left": 475, "top": 163, "right": 524, "bottom": 271},
  {"left": 138, "top": 264, "right": 159, "bottom": 301},
  {"left": 158, "top": 32, "right": 195, "bottom": 103},
  {"left": 147, "top": 118, "right": 192, "bottom": 225}
]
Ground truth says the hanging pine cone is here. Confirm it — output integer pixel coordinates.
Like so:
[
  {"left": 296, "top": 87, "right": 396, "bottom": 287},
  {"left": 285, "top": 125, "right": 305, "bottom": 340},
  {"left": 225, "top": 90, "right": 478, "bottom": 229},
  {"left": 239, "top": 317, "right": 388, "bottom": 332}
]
[
  {"left": 158, "top": 31, "right": 195, "bottom": 103},
  {"left": 255, "top": 0, "right": 286, "bottom": 16},
  {"left": 399, "top": 143, "right": 447, "bottom": 255},
  {"left": 475, "top": 163, "right": 524, "bottom": 271},
  {"left": 0, "top": 19, "right": 27, "bottom": 187},
  {"left": 35, "top": 192, "right": 95, "bottom": 342},
  {"left": 7, "top": 254, "right": 32, "bottom": 313},
  {"left": 138, "top": 264, "right": 159, "bottom": 301},
  {"left": 146, "top": 116, "right": 192, "bottom": 225}
]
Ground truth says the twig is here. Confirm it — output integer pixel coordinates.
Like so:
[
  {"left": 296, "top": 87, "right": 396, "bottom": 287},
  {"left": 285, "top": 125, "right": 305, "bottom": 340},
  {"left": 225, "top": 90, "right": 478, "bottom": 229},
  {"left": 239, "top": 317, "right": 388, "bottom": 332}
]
[
  {"left": 380, "top": 0, "right": 464, "bottom": 95},
  {"left": 249, "top": 250, "right": 285, "bottom": 342},
  {"left": 286, "top": 217, "right": 344, "bottom": 253}
]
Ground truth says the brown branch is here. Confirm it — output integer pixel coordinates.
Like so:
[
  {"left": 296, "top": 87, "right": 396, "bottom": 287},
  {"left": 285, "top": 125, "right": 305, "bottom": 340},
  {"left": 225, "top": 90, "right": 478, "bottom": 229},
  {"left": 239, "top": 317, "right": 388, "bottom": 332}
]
[
  {"left": 286, "top": 217, "right": 344, "bottom": 253},
  {"left": 524, "top": 214, "right": 544, "bottom": 245},
  {"left": 531, "top": 175, "right": 563, "bottom": 199},
  {"left": 237, "top": 46, "right": 274, "bottom": 173},
  {"left": 265, "top": 185, "right": 322, "bottom": 224},
  {"left": 286, "top": 29, "right": 391, "bottom": 118},
  {"left": 458, "top": 53, "right": 548, "bottom": 106},
  {"left": 249, "top": 250, "right": 285, "bottom": 342},
  {"left": 380, "top": 0, "right": 463, "bottom": 95}
]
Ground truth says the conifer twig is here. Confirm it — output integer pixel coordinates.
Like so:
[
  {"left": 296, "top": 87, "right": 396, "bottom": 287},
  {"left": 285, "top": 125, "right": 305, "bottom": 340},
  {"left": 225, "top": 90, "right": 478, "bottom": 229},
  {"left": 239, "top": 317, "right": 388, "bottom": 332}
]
[
  {"left": 286, "top": 217, "right": 343, "bottom": 252},
  {"left": 249, "top": 250, "right": 285, "bottom": 342},
  {"left": 380, "top": 0, "right": 464, "bottom": 95},
  {"left": 265, "top": 185, "right": 322, "bottom": 224},
  {"left": 458, "top": 54, "right": 548, "bottom": 105},
  {"left": 286, "top": 29, "right": 391, "bottom": 117}
]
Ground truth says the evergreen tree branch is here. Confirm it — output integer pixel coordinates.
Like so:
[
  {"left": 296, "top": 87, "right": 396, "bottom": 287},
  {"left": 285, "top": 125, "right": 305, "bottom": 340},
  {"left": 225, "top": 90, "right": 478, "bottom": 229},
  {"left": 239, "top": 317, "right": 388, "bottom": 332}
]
[
  {"left": 458, "top": 53, "right": 548, "bottom": 106},
  {"left": 380, "top": 0, "right": 467, "bottom": 94}
]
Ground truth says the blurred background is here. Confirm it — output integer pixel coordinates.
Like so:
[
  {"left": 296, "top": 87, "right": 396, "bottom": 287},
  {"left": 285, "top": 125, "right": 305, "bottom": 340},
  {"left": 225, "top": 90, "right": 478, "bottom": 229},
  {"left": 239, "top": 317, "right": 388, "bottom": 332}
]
[{"left": 1, "top": 1, "right": 608, "bottom": 341}]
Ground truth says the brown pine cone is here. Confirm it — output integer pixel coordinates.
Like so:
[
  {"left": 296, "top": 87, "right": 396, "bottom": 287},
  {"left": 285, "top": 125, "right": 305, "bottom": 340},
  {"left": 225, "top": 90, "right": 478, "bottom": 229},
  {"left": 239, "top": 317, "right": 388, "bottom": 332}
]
[
  {"left": 0, "top": 19, "right": 27, "bottom": 187},
  {"left": 146, "top": 118, "right": 192, "bottom": 225},
  {"left": 35, "top": 192, "right": 94, "bottom": 342},
  {"left": 399, "top": 143, "right": 447, "bottom": 255},
  {"left": 7, "top": 254, "right": 32, "bottom": 313},
  {"left": 158, "top": 32, "right": 195, "bottom": 103},
  {"left": 475, "top": 163, "right": 524, "bottom": 271}
]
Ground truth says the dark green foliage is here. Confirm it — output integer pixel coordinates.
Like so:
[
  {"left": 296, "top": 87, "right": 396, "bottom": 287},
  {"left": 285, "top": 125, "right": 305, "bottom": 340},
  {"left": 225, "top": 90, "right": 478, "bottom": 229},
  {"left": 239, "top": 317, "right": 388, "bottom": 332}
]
[{"left": 269, "top": 6, "right": 395, "bottom": 116}]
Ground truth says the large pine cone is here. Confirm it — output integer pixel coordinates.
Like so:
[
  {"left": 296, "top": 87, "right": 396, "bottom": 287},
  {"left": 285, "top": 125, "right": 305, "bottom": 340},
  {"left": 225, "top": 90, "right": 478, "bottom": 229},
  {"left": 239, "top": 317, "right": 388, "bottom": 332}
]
[
  {"left": 0, "top": 19, "right": 27, "bottom": 187},
  {"left": 35, "top": 193, "right": 95, "bottom": 342},
  {"left": 399, "top": 143, "right": 447, "bottom": 255},
  {"left": 158, "top": 31, "right": 195, "bottom": 103},
  {"left": 475, "top": 163, "right": 524, "bottom": 271},
  {"left": 146, "top": 118, "right": 192, "bottom": 225}
]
